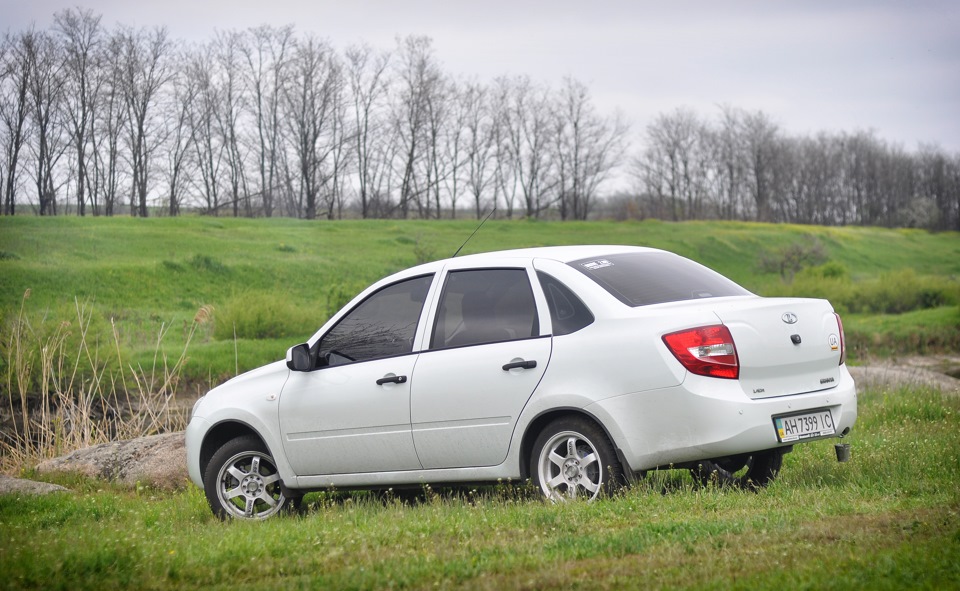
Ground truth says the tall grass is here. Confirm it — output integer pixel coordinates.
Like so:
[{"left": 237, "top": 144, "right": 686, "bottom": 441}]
[{"left": 0, "top": 291, "right": 202, "bottom": 473}]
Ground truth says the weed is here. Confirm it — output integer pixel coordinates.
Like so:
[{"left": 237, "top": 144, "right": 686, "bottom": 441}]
[{"left": 1, "top": 293, "right": 197, "bottom": 472}]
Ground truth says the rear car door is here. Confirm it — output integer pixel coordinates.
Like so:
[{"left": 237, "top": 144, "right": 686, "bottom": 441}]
[{"left": 411, "top": 266, "right": 551, "bottom": 469}]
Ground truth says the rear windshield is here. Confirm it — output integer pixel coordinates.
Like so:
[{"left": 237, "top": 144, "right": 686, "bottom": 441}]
[{"left": 570, "top": 252, "right": 750, "bottom": 307}]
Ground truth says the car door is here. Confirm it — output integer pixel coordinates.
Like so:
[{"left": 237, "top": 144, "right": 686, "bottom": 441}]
[
  {"left": 410, "top": 266, "right": 551, "bottom": 469},
  {"left": 279, "top": 274, "right": 433, "bottom": 476}
]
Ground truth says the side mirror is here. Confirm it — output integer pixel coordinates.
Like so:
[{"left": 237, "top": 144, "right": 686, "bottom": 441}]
[{"left": 286, "top": 343, "right": 313, "bottom": 372}]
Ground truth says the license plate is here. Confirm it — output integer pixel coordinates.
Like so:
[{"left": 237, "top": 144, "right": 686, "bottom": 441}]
[{"left": 773, "top": 409, "right": 835, "bottom": 443}]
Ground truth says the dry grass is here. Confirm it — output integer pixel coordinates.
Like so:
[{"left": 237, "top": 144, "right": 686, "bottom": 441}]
[{"left": 0, "top": 291, "right": 204, "bottom": 473}]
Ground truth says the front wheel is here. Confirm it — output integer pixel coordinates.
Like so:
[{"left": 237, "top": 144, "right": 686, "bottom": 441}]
[
  {"left": 691, "top": 448, "right": 785, "bottom": 489},
  {"left": 203, "top": 435, "right": 292, "bottom": 520},
  {"left": 531, "top": 417, "right": 624, "bottom": 502}
]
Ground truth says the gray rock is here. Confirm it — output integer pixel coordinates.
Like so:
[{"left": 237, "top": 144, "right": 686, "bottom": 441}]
[
  {"left": 0, "top": 475, "right": 70, "bottom": 495},
  {"left": 35, "top": 431, "right": 188, "bottom": 490}
]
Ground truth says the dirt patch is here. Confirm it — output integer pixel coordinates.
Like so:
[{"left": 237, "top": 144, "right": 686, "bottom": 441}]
[{"left": 849, "top": 354, "right": 960, "bottom": 395}]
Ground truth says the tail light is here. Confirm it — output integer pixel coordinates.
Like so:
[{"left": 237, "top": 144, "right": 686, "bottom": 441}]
[
  {"left": 662, "top": 325, "right": 739, "bottom": 379},
  {"left": 834, "top": 312, "right": 846, "bottom": 365}
]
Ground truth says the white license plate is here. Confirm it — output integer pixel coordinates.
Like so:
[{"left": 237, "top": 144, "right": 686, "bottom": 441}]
[{"left": 774, "top": 409, "right": 835, "bottom": 443}]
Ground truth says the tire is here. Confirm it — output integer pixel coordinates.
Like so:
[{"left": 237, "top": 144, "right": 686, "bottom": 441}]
[
  {"left": 203, "top": 435, "right": 292, "bottom": 520},
  {"left": 531, "top": 417, "right": 624, "bottom": 502},
  {"left": 691, "top": 448, "right": 785, "bottom": 490}
]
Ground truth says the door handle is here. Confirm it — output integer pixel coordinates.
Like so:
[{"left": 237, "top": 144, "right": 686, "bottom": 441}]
[
  {"left": 502, "top": 360, "right": 537, "bottom": 371},
  {"left": 376, "top": 375, "right": 408, "bottom": 386}
]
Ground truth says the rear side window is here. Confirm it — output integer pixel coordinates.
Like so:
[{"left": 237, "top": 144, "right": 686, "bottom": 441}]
[
  {"left": 570, "top": 252, "right": 750, "bottom": 307},
  {"left": 431, "top": 269, "right": 539, "bottom": 349},
  {"left": 537, "top": 272, "right": 594, "bottom": 336}
]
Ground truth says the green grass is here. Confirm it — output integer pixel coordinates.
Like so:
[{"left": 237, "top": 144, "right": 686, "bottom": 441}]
[
  {"left": 1, "top": 217, "right": 958, "bottom": 385},
  {"left": 1, "top": 383, "right": 958, "bottom": 590}
]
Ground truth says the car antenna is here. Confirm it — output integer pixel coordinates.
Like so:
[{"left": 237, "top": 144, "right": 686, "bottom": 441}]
[{"left": 452, "top": 207, "right": 496, "bottom": 258}]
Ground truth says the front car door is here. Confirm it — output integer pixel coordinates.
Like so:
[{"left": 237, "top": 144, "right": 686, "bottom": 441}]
[
  {"left": 279, "top": 274, "right": 434, "bottom": 476},
  {"left": 411, "top": 266, "right": 551, "bottom": 469}
]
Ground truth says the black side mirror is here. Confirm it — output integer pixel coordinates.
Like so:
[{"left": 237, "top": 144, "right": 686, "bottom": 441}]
[{"left": 286, "top": 343, "right": 313, "bottom": 372}]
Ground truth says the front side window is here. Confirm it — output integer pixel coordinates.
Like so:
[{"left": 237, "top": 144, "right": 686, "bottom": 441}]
[
  {"left": 430, "top": 269, "right": 539, "bottom": 349},
  {"left": 571, "top": 252, "right": 750, "bottom": 307},
  {"left": 318, "top": 274, "right": 433, "bottom": 365}
]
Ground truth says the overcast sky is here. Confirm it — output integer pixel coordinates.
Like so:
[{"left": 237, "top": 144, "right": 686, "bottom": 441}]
[{"left": 5, "top": 0, "right": 960, "bottom": 153}]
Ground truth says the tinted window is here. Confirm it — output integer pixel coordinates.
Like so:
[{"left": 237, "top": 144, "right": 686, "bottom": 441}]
[
  {"left": 431, "top": 269, "right": 539, "bottom": 349},
  {"left": 570, "top": 252, "right": 750, "bottom": 307},
  {"left": 537, "top": 272, "right": 594, "bottom": 336},
  {"left": 318, "top": 275, "right": 432, "bottom": 365}
]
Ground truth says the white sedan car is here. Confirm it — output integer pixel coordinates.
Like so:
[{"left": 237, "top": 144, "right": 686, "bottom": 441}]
[{"left": 186, "top": 245, "right": 857, "bottom": 519}]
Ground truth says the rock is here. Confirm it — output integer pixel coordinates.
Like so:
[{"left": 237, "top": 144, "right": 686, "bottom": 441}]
[
  {"left": 0, "top": 475, "right": 69, "bottom": 495},
  {"left": 848, "top": 365, "right": 960, "bottom": 395},
  {"left": 35, "top": 432, "right": 188, "bottom": 490}
]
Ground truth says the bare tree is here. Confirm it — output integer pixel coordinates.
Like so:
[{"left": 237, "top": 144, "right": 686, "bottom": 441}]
[
  {"left": 740, "top": 110, "right": 781, "bottom": 222},
  {"left": 24, "top": 30, "right": 68, "bottom": 215},
  {"left": 499, "top": 76, "right": 555, "bottom": 218},
  {"left": 460, "top": 81, "right": 496, "bottom": 219},
  {"left": 242, "top": 24, "right": 294, "bottom": 218},
  {"left": 160, "top": 51, "right": 196, "bottom": 216},
  {"left": 392, "top": 35, "right": 442, "bottom": 218},
  {"left": 211, "top": 31, "right": 249, "bottom": 217},
  {"left": 284, "top": 35, "right": 340, "bottom": 220},
  {"left": 119, "top": 26, "right": 172, "bottom": 217},
  {"left": 1, "top": 33, "right": 32, "bottom": 215},
  {"left": 188, "top": 47, "right": 224, "bottom": 214},
  {"left": 53, "top": 7, "right": 102, "bottom": 217},
  {"left": 552, "top": 77, "right": 628, "bottom": 220},
  {"left": 345, "top": 43, "right": 391, "bottom": 218}
]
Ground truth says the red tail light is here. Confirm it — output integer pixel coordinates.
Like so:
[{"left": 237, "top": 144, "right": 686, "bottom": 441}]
[
  {"left": 662, "top": 325, "right": 739, "bottom": 379},
  {"left": 834, "top": 312, "right": 846, "bottom": 366}
]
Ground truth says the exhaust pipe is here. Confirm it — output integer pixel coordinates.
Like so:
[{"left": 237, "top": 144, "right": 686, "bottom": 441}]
[{"left": 834, "top": 443, "right": 851, "bottom": 462}]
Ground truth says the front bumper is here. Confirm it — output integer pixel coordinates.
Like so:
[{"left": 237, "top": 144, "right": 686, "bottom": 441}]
[{"left": 185, "top": 416, "right": 211, "bottom": 488}]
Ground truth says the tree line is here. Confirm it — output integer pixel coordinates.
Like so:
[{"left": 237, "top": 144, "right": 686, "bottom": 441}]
[
  {"left": 0, "top": 9, "right": 626, "bottom": 221},
  {"left": 1, "top": 8, "right": 957, "bottom": 229},
  {"left": 627, "top": 108, "right": 959, "bottom": 230}
]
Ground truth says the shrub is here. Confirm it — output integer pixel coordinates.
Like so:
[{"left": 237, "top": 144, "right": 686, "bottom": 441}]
[
  {"left": 190, "top": 254, "right": 228, "bottom": 274},
  {"left": 771, "top": 265, "right": 958, "bottom": 316},
  {"left": 757, "top": 237, "right": 828, "bottom": 281},
  {"left": 213, "top": 292, "right": 320, "bottom": 341}
]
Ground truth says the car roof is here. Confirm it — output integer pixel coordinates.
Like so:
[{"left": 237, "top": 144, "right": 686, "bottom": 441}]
[
  {"left": 391, "top": 245, "right": 664, "bottom": 281},
  {"left": 453, "top": 244, "right": 659, "bottom": 264}
]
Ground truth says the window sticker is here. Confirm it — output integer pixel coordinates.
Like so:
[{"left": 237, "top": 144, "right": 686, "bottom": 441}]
[{"left": 581, "top": 259, "right": 614, "bottom": 271}]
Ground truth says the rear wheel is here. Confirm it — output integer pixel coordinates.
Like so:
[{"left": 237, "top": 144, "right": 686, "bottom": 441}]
[
  {"left": 691, "top": 448, "right": 785, "bottom": 489},
  {"left": 531, "top": 417, "right": 624, "bottom": 502},
  {"left": 203, "top": 435, "right": 292, "bottom": 520}
]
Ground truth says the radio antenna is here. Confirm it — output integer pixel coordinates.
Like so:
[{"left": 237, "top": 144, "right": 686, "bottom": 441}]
[{"left": 453, "top": 207, "right": 496, "bottom": 258}]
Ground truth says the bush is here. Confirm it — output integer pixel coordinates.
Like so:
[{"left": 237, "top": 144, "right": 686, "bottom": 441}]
[
  {"left": 771, "top": 265, "right": 958, "bottom": 315},
  {"left": 757, "top": 237, "right": 828, "bottom": 281},
  {"left": 213, "top": 292, "right": 321, "bottom": 341}
]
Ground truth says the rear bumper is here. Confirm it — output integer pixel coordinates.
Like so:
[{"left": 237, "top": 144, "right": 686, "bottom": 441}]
[{"left": 588, "top": 366, "right": 858, "bottom": 472}]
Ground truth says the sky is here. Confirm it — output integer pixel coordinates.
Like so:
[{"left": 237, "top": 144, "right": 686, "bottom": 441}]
[{"left": 4, "top": 0, "right": 960, "bottom": 154}]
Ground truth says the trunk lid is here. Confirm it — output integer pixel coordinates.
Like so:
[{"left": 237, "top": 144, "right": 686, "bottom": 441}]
[{"left": 712, "top": 297, "right": 843, "bottom": 399}]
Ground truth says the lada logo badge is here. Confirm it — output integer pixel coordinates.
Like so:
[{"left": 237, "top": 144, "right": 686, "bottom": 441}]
[{"left": 782, "top": 312, "right": 798, "bottom": 324}]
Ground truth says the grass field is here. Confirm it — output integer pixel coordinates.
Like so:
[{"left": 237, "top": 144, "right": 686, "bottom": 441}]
[
  {"left": 1, "top": 218, "right": 959, "bottom": 589},
  {"left": 2, "top": 216, "right": 958, "bottom": 388},
  {"left": 1, "top": 382, "right": 957, "bottom": 590}
]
